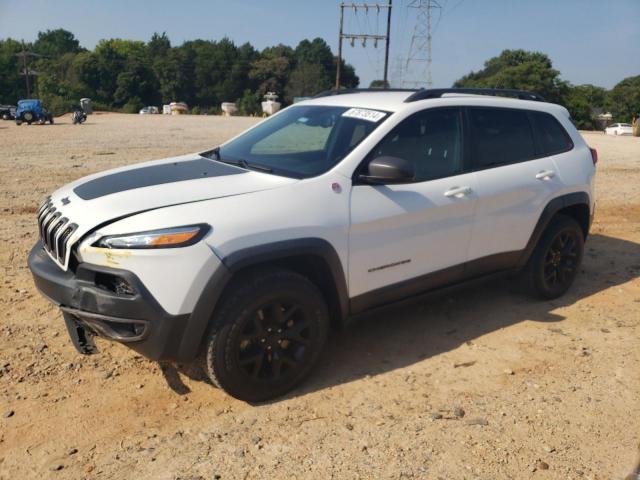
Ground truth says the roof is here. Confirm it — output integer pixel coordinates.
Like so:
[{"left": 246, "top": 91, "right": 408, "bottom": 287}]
[
  {"left": 299, "top": 90, "right": 567, "bottom": 117},
  {"left": 301, "top": 91, "right": 416, "bottom": 112}
]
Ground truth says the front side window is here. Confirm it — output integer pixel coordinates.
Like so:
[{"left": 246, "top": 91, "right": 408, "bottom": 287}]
[
  {"left": 531, "top": 111, "right": 573, "bottom": 155},
  {"left": 217, "top": 105, "right": 388, "bottom": 178},
  {"left": 469, "top": 107, "right": 536, "bottom": 169},
  {"left": 365, "top": 108, "right": 463, "bottom": 182}
]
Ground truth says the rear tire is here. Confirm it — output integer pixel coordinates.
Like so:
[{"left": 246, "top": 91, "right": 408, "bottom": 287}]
[
  {"left": 523, "top": 215, "right": 584, "bottom": 299},
  {"left": 199, "top": 268, "right": 329, "bottom": 402}
]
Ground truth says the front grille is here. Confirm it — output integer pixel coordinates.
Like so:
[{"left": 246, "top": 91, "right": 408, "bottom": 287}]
[{"left": 37, "top": 197, "right": 78, "bottom": 267}]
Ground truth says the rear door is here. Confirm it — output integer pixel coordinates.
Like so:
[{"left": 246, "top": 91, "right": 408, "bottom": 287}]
[
  {"left": 348, "top": 107, "right": 478, "bottom": 308},
  {"left": 466, "top": 107, "right": 569, "bottom": 274}
]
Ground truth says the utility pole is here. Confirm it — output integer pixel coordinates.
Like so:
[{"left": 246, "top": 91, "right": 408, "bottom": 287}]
[
  {"left": 336, "top": 1, "right": 393, "bottom": 90},
  {"left": 16, "top": 41, "right": 41, "bottom": 97},
  {"left": 336, "top": 3, "right": 344, "bottom": 90},
  {"left": 383, "top": 0, "right": 392, "bottom": 88},
  {"left": 403, "top": 0, "right": 441, "bottom": 88}
]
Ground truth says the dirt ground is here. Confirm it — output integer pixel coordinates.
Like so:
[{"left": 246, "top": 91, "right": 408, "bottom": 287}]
[{"left": 0, "top": 114, "right": 638, "bottom": 480}]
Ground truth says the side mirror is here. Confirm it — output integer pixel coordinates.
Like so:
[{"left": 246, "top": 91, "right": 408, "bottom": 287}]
[{"left": 358, "top": 156, "right": 415, "bottom": 184}]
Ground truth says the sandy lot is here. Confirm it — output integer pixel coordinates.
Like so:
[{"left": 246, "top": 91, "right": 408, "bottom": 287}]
[{"left": 0, "top": 114, "right": 639, "bottom": 479}]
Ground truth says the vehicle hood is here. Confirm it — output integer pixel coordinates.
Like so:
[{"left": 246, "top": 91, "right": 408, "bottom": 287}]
[{"left": 42, "top": 153, "right": 298, "bottom": 269}]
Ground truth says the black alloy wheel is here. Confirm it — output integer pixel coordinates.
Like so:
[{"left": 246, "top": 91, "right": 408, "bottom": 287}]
[
  {"left": 201, "top": 269, "right": 329, "bottom": 402},
  {"left": 525, "top": 214, "right": 584, "bottom": 299},
  {"left": 543, "top": 230, "right": 579, "bottom": 290},
  {"left": 235, "top": 300, "right": 312, "bottom": 381}
]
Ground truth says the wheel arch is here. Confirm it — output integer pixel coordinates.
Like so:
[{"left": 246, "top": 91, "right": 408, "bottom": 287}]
[
  {"left": 518, "top": 192, "right": 591, "bottom": 267},
  {"left": 222, "top": 238, "right": 349, "bottom": 326},
  {"left": 175, "top": 238, "right": 349, "bottom": 362}
]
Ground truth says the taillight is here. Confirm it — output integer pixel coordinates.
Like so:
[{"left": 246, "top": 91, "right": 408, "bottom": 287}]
[{"left": 589, "top": 148, "right": 598, "bottom": 165}]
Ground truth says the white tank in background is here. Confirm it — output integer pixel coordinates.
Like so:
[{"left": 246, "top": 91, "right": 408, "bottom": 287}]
[
  {"left": 170, "top": 102, "right": 188, "bottom": 115},
  {"left": 162, "top": 104, "right": 171, "bottom": 115},
  {"left": 221, "top": 102, "right": 237, "bottom": 116},
  {"left": 261, "top": 92, "right": 281, "bottom": 116}
]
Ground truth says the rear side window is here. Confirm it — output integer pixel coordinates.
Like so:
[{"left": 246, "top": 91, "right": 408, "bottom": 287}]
[
  {"left": 469, "top": 108, "right": 536, "bottom": 169},
  {"left": 531, "top": 111, "right": 573, "bottom": 155}
]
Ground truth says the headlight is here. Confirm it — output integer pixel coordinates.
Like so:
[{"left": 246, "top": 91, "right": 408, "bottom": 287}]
[{"left": 93, "top": 224, "right": 210, "bottom": 249}]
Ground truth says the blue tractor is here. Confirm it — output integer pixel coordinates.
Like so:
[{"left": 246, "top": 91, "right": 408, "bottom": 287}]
[{"left": 15, "top": 99, "right": 54, "bottom": 125}]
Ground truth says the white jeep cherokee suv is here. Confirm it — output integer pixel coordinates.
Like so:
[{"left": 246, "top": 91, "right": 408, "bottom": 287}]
[{"left": 29, "top": 88, "right": 597, "bottom": 401}]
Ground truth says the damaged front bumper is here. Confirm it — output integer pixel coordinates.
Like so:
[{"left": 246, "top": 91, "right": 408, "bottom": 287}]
[{"left": 27, "top": 241, "right": 189, "bottom": 360}]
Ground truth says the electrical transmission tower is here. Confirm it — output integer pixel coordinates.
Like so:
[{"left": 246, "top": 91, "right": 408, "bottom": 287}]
[
  {"left": 403, "top": 0, "right": 441, "bottom": 88},
  {"left": 336, "top": 1, "right": 393, "bottom": 90}
]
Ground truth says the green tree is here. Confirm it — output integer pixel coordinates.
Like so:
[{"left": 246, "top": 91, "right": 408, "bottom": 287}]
[
  {"left": 237, "top": 89, "right": 261, "bottom": 115},
  {"left": 114, "top": 56, "right": 159, "bottom": 107},
  {"left": 369, "top": 79, "right": 390, "bottom": 88},
  {"left": 249, "top": 44, "right": 294, "bottom": 96},
  {"left": 606, "top": 75, "right": 640, "bottom": 123},
  {"left": 37, "top": 52, "right": 91, "bottom": 113},
  {"left": 154, "top": 48, "right": 189, "bottom": 103},
  {"left": 294, "top": 38, "right": 333, "bottom": 72},
  {"left": 33, "top": 29, "right": 81, "bottom": 58},
  {"left": 564, "top": 84, "right": 607, "bottom": 129},
  {"left": 334, "top": 58, "right": 359, "bottom": 89},
  {"left": 147, "top": 32, "right": 171, "bottom": 59},
  {"left": 284, "top": 63, "right": 331, "bottom": 102},
  {"left": 0, "top": 30, "right": 360, "bottom": 114},
  {"left": 0, "top": 38, "right": 26, "bottom": 103},
  {"left": 453, "top": 49, "right": 567, "bottom": 103}
]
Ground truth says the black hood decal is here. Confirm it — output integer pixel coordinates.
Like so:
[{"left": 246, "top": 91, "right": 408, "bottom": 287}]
[{"left": 73, "top": 158, "right": 246, "bottom": 200}]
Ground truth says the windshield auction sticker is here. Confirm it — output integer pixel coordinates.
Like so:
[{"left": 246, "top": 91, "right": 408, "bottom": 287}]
[{"left": 341, "top": 108, "right": 386, "bottom": 123}]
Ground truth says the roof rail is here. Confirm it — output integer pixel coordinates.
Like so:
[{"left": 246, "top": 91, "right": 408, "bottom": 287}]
[
  {"left": 404, "top": 88, "right": 546, "bottom": 103},
  {"left": 313, "top": 88, "right": 418, "bottom": 98}
]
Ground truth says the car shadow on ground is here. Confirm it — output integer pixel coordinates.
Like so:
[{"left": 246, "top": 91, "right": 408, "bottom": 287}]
[
  {"left": 169, "top": 233, "right": 640, "bottom": 400},
  {"left": 294, "top": 233, "right": 640, "bottom": 400}
]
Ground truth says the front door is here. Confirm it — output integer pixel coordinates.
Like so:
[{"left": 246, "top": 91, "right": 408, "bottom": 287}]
[{"left": 348, "top": 107, "right": 477, "bottom": 310}]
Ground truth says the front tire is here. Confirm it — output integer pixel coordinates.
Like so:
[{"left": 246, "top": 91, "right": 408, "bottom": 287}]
[
  {"left": 524, "top": 215, "right": 584, "bottom": 299},
  {"left": 200, "top": 269, "right": 329, "bottom": 402}
]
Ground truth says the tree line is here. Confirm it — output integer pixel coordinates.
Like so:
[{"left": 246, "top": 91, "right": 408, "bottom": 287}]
[
  {"left": 0, "top": 29, "right": 358, "bottom": 115},
  {"left": 1, "top": 30, "right": 638, "bottom": 126},
  {"left": 453, "top": 49, "right": 640, "bottom": 128}
]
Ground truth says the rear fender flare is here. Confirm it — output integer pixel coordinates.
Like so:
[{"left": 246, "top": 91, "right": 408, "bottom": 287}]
[{"left": 517, "top": 192, "right": 591, "bottom": 267}]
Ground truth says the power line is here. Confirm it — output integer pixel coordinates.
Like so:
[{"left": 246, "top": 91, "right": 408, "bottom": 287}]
[{"left": 336, "top": 1, "right": 393, "bottom": 89}]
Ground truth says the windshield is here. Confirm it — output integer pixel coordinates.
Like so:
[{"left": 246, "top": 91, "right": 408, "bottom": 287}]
[{"left": 216, "top": 105, "right": 389, "bottom": 178}]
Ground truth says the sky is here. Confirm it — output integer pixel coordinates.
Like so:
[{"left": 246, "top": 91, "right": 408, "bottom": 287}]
[{"left": 0, "top": 0, "right": 638, "bottom": 90}]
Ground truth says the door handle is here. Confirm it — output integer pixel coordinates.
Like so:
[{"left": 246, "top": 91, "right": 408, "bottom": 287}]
[
  {"left": 535, "top": 170, "right": 555, "bottom": 180},
  {"left": 444, "top": 186, "right": 472, "bottom": 198}
]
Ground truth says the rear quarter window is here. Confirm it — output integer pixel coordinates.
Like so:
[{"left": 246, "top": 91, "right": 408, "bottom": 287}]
[{"left": 530, "top": 111, "right": 574, "bottom": 155}]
